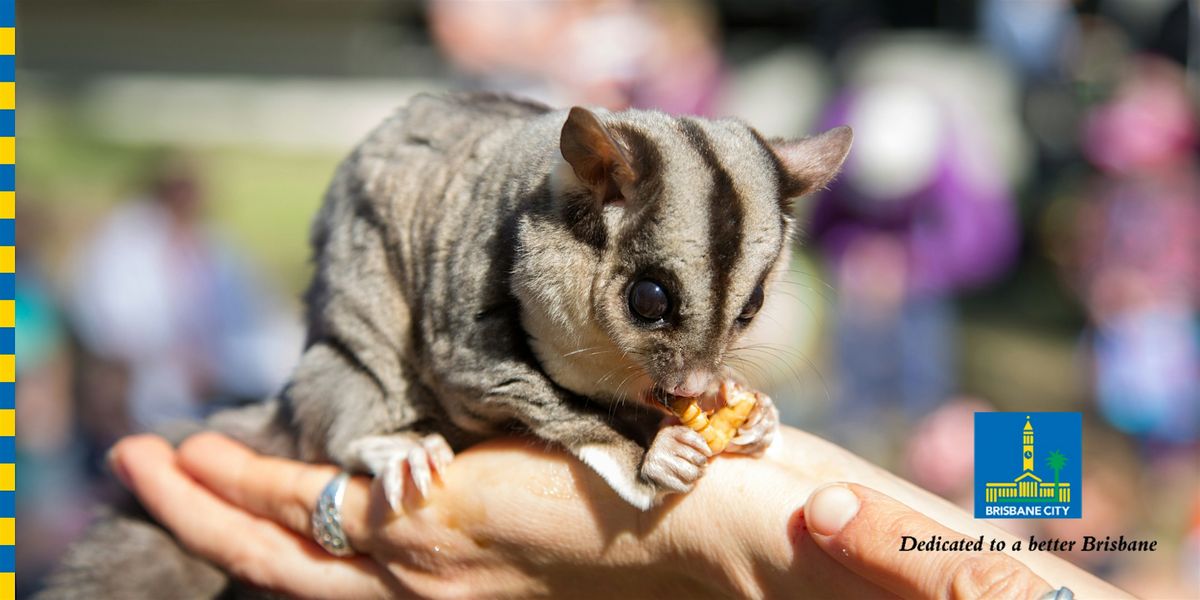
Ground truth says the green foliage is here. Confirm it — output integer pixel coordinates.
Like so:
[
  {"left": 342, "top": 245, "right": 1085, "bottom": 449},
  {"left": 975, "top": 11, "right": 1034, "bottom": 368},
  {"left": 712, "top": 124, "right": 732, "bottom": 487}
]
[{"left": 1046, "top": 450, "right": 1067, "bottom": 473}]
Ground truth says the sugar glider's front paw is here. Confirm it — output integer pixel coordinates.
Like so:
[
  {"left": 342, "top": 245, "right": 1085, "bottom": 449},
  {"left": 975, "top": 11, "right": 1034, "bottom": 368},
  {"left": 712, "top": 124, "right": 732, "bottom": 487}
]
[
  {"left": 725, "top": 392, "right": 779, "bottom": 456},
  {"left": 639, "top": 425, "right": 712, "bottom": 495},
  {"left": 345, "top": 433, "right": 455, "bottom": 511}
]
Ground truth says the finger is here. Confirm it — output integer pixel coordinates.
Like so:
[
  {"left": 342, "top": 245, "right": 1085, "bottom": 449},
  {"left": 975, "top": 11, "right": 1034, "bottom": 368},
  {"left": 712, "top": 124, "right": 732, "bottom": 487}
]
[
  {"left": 803, "top": 484, "right": 1055, "bottom": 600},
  {"left": 176, "top": 432, "right": 373, "bottom": 551},
  {"left": 111, "top": 435, "right": 392, "bottom": 599}
]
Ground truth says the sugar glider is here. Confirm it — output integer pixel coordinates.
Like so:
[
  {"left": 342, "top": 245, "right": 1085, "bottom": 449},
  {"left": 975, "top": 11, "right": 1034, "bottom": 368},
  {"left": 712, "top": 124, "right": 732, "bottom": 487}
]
[{"left": 43, "top": 93, "right": 851, "bottom": 598}]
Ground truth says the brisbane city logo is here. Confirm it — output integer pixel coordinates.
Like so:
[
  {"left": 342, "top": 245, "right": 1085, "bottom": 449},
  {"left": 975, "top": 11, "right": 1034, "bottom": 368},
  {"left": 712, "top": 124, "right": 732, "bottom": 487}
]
[{"left": 974, "top": 412, "right": 1081, "bottom": 519}]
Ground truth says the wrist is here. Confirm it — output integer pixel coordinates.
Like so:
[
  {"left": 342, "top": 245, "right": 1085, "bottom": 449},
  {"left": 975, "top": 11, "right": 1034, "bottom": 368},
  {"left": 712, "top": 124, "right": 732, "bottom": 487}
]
[{"left": 655, "top": 459, "right": 811, "bottom": 598}]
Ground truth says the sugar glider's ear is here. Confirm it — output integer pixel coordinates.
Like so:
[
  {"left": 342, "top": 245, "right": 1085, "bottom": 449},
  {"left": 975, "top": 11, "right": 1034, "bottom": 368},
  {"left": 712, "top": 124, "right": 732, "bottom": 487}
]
[
  {"left": 560, "top": 107, "right": 636, "bottom": 204},
  {"left": 771, "top": 126, "right": 853, "bottom": 200}
]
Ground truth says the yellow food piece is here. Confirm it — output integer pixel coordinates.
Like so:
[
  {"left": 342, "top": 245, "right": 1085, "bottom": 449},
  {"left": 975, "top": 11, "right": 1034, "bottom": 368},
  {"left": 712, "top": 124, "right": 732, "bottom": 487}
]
[{"left": 669, "top": 380, "right": 759, "bottom": 454}]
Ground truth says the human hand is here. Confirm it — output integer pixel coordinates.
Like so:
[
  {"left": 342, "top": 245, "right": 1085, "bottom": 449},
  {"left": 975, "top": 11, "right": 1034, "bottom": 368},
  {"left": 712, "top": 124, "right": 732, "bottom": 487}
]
[
  {"left": 802, "top": 483, "right": 1064, "bottom": 599},
  {"left": 108, "top": 427, "right": 1129, "bottom": 599}
]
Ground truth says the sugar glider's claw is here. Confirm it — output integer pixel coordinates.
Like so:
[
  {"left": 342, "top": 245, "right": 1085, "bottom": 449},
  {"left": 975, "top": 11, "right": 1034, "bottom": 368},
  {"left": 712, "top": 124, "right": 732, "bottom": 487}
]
[
  {"left": 422, "top": 433, "right": 455, "bottom": 476},
  {"left": 727, "top": 392, "right": 779, "bottom": 454},
  {"left": 396, "top": 434, "right": 456, "bottom": 510},
  {"left": 347, "top": 432, "right": 456, "bottom": 512},
  {"left": 407, "top": 446, "right": 432, "bottom": 499},
  {"left": 383, "top": 455, "right": 407, "bottom": 511}
]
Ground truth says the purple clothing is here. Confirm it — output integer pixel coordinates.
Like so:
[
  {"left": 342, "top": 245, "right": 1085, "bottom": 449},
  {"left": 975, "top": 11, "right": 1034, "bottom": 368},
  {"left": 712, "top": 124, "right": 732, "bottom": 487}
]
[{"left": 811, "top": 95, "right": 1019, "bottom": 296}]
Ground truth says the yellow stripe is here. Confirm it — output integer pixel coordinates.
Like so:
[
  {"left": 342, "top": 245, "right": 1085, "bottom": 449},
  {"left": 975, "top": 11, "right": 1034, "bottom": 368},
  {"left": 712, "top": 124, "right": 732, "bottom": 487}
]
[
  {"left": 0, "top": 193, "right": 11, "bottom": 219},
  {"left": 0, "top": 28, "right": 12, "bottom": 56},
  {"left": 0, "top": 138, "right": 11, "bottom": 165},
  {"left": 0, "top": 83, "right": 12, "bottom": 111},
  {"left": 0, "top": 573, "right": 12, "bottom": 599},
  {"left": 0, "top": 464, "right": 11, "bottom": 491},
  {"left": 0, "top": 300, "right": 11, "bottom": 328},
  {"left": 0, "top": 247, "right": 11, "bottom": 273},
  {"left": 0, "top": 410, "right": 11, "bottom": 437},
  {"left": 0, "top": 518, "right": 12, "bottom": 545},
  {"left": 0, "top": 356, "right": 11, "bottom": 383}
]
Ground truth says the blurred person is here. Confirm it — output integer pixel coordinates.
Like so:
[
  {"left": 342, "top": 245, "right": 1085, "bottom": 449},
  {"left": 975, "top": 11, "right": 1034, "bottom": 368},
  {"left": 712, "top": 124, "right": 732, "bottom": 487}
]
[
  {"left": 428, "top": 0, "right": 724, "bottom": 114},
  {"left": 1035, "top": 57, "right": 1200, "bottom": 596},
  {"left": 1073, "top": 55, "right": 1200, "bottom": 446},
  {"left": 13, "top": 200, "right": 96, "bottom": 595},
  {"left": 68, "top": 152, "right": 301, "bottom": 435},
  {"left": 810, "top": 77, "right": 1019, "bottom": 456},
  {"left": 14, "top": 200, "right": 73, "bottom": 456}
]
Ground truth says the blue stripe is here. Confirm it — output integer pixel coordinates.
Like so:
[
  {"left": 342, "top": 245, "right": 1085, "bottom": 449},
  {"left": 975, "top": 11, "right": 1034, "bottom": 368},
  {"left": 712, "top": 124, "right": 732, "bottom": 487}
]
[
  {"left": 0, "top": 273, "right": 11, "bottom": 298},
  {"left": 0, "top": 219, "right": 12, "bottom": 246},
  {"left": 0, "top": 438, "right": 11, "bottom": 463},
  {"left": 0, "top": 165, "right": 11, "bottom": 191},
  {"left": 0, "top": 0, "right": 12, "bottom": 28},
  {"left": 0, "top": 57, "right": 11, "bottom": 83},
  {"left": 0, "top": 383, "right": 11, "bottom": 410},
  {"left": 0, "top": 491, "right": 10, "bottom": 518},
  {"left": 0, "top": 111, "right": 11, "bottom": 137},
  {"left": 0, "top": 329, "right": 11, "bottom": 355},
  {"left": 0, "top": 545, "right": 12, "bottom": 571}
]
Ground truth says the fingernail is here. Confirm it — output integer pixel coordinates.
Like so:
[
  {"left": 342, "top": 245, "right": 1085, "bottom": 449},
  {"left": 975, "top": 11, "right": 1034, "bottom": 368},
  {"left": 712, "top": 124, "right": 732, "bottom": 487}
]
[
  {"left": 806, "top": 484, "right": 860, "bottom": 537},
  {"left": 106, "top": 446, "right": 132, "bottom": 489}
]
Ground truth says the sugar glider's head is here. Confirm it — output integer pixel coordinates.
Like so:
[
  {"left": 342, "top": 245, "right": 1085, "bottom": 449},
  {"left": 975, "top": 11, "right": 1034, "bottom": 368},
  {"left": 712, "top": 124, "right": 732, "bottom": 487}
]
[{"left": 514, "top": 106, "right": 851, "bottom": 409}]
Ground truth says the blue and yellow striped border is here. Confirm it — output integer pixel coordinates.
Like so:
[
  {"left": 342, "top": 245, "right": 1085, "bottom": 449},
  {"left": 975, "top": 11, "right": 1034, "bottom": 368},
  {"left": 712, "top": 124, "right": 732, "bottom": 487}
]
[{"left": 1, "top": 0, "right": 13, "bottom": 597}]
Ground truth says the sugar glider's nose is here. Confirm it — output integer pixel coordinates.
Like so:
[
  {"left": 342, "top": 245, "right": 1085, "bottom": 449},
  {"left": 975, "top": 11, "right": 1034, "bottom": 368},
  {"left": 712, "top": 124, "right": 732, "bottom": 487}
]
[{"left": 670, "top": 370, "right": 713, "bottom": 398}]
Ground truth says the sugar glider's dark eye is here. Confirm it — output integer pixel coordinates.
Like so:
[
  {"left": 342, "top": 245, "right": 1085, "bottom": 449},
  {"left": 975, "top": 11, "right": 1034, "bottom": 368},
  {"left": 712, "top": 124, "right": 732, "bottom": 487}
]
[
  {"left": 628, "top": 280, "right": 670, "bottom": 322},
  {"left": 737, "top": 284, "right": 764, "bottom": 324}
]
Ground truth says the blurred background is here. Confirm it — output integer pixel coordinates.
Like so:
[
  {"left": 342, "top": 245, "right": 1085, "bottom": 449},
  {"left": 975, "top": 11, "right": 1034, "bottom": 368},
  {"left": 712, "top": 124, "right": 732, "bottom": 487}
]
[{"left": 12, "top": 0, "right": 1199, "bottom": 597}]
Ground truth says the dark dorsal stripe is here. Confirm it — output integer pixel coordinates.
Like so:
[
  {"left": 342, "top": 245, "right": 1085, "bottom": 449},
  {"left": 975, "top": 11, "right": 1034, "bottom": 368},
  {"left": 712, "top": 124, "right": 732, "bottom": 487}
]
[
  {"left": 611, "top": 123, "right": 666, "bottom": 253},
  {"left": 560, "top": 122, "right": 665, "bottom": 252},
  {"left": 561, "top": 184, "right": 607, "bottom": 250},
  {"left": 678, "top": 119, "right": 744, "bottom": 355}
]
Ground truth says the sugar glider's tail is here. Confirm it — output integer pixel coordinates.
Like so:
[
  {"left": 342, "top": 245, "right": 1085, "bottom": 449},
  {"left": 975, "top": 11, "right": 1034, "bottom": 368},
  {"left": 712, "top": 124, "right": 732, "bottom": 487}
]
[
  {"left": 37, "top": 502, "right": 230, "bottom": 599},
  {"left": 36, "top": 398, "right": 297, "bottom": 600}
]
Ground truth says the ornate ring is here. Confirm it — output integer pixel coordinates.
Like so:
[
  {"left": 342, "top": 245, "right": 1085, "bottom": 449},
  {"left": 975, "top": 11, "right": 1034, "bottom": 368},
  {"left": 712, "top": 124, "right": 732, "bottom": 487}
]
[
  {"left": 1039, "top": 587, "right": 1074, "bottom": 600},
  {"left": 311, "top": 472, "right": 355, "bottom": 557}
]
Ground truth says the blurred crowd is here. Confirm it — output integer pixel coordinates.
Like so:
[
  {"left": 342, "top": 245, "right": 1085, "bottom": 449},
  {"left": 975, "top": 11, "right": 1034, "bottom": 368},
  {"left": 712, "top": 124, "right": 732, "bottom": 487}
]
[
  {"left": 17, "top": 153, "right": 302, "bottom": 590},
  {"left": 14, "top": 0, "right": 1199, "bottom": 597}
]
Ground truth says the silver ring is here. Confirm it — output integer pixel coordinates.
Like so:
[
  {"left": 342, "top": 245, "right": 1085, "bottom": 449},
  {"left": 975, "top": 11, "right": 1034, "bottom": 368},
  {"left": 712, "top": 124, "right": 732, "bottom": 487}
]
[
  {"left": 312, "top": 472, "right": 355, "bottom": 557},
  {"left": 1038, "top": 587, "right": 1074, "bottom": 600}
]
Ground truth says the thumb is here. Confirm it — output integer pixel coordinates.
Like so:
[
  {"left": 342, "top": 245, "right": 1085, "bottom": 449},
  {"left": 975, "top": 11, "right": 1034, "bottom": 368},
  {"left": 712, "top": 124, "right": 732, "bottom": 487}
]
[{"left": 803, "top": 483, "right": 1054, "bottom": 600}]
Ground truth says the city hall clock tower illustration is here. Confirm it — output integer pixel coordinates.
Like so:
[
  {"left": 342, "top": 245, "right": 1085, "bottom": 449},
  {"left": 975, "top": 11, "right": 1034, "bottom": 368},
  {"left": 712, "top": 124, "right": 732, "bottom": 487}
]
[
  {"left": 983, "top": 415, "right": 1071, "bottom": 503},
  {"left": 1023, "top": 416, "right": 1034, "bottom": 472}
]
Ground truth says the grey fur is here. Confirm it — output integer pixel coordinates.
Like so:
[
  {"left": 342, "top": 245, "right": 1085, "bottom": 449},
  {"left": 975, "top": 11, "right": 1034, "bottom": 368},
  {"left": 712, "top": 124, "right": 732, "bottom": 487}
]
[{"left": 41, "top": 92, "right": 851, "bottom": 598}]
